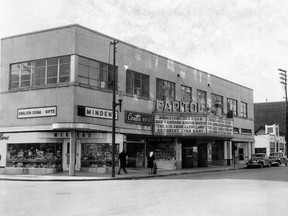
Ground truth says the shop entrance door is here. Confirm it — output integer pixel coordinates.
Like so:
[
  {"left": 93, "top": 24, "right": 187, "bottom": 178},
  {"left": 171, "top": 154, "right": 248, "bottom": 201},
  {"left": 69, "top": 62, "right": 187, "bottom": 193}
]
[
  {"left": 126, "top": 142, "right": 145, "bottom": 168},
  {"left": 183, "top": 147, "right": 198, "bottom": 168},
  {"left": 198, "top": 143, "right": 208, "bottom": 167},
  {"left": 63, "top": 140, "right": 81, "bottom": 171}
]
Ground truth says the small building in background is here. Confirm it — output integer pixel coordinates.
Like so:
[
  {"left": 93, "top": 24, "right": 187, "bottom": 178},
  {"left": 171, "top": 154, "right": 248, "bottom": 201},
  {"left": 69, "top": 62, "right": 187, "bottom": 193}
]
[{"left": 255, "top": 124, "right": 286, "bottom": 155}]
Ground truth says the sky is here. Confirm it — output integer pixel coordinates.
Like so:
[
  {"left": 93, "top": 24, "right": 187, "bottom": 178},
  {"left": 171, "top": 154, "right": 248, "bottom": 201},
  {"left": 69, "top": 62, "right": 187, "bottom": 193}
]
[{"left": 1, "top": 0, "right": 288, "bottom": 103}]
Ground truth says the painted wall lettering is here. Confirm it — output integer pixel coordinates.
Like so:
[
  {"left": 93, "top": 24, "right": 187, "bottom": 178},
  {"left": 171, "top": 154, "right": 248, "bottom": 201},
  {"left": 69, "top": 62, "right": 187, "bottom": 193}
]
[{"left": 0, "top": 133, "right": 9, "bottom": 140}]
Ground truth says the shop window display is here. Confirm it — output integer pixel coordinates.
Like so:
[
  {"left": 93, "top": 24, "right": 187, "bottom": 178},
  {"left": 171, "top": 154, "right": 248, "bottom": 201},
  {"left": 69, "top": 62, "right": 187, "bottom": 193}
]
[
  {"left": 147, "top": 142, "right": 175, "bottom": 161},
  {"left": 6, "top": 143, "right": 62, "bottom": 168},
  {"left": 81, "top": 143, "right": 119, "bottom": 168},
  {"left": 154, "top": 143, "right": 175, "bottom": 161}
]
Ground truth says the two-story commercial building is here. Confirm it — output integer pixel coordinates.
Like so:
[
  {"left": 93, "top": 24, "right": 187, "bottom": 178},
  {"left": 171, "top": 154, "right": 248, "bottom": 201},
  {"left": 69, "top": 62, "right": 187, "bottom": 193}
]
[{"left": 0, "top": 24, "right": 254, "bottom": 175}]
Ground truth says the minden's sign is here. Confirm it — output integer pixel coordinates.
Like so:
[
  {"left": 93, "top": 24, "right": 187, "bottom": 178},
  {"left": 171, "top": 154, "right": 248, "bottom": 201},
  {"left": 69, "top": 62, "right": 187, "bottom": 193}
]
[
  {"left": 17, "top": 106, "right": 57, "bottom": 119},
  {"left": 78, "top": 105, "right": 118, "bottom": 120}
]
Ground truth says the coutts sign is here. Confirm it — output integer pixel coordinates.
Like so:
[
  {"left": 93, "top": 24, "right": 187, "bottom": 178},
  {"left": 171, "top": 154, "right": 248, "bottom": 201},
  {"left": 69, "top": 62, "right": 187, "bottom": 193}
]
[{"left": 125, "top": 111, "right": 152, "bottom": 125}]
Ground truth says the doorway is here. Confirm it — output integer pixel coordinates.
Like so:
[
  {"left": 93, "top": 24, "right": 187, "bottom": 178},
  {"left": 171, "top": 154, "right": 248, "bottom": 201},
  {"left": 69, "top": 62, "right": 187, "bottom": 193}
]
[
  {"left": 198, "top": 143, "right": 208, "bottom": 167},
  {"left": 183, "top": 147, "right": 198, "bottom": 168},
  {"left": 62, "top": 140, "right": 81, "bottom": 171},
  {"left": 126, "top": 142, "right": 145, "bottom": 168}
]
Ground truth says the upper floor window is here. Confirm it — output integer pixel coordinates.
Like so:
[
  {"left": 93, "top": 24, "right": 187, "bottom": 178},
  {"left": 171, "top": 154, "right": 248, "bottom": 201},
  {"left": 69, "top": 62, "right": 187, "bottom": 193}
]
[
  {"left": 227, "top": 98, "right": 238, "bottom": 116},
  {"left": 180, "top": 85, "right": 192, "bottom": 102},
  {"left": 240, "top": 101, "right": 248, "bottom": 118},
  {"left": 211, "top": 93, "right": 223, "bottom": 114},
  {"left": 197, "top": 89, "right": 207, "bottom": 112},
  {"left": 126, "top": 70, "right": 149, "bottom": 98},
  {"left": 156, "top": 78, "right": 175, "bottom": 100},
  {"left": 78, "top": 56, "right": 116, "bottom": 90},
  {"left": 10, "top": 56, "right": 70, "bottom": 89}
]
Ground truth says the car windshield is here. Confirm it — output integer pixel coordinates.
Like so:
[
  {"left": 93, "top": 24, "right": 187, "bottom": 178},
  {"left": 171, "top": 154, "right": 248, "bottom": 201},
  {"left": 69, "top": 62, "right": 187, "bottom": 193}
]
[{"left": 270, "top": 153, "right": 280, "bottom": 157}]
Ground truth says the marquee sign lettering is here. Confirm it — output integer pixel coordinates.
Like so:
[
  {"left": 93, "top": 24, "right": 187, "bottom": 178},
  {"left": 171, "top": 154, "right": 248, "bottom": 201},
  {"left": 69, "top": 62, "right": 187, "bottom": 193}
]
[{"left": 154, "top": 114, "right": 233, "bottom": 137}]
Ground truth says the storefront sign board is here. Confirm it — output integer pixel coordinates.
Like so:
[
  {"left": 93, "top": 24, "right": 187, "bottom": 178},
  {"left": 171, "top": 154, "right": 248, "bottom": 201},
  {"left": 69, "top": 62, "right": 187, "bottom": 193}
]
[
  {"left": 78, "top": 105, "right": 117, "bottom": 120},
  {"left": 125, "top": 111, "right": 153, "bottom": 125},
  {"left": 17, "top": 106, "right": 57, "bottom": 119}
]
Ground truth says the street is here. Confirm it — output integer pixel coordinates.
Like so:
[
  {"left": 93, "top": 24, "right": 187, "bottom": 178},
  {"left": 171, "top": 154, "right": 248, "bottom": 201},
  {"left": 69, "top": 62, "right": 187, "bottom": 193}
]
[{"left": 1, "top": 166, "right": 288, "bottom": 216}]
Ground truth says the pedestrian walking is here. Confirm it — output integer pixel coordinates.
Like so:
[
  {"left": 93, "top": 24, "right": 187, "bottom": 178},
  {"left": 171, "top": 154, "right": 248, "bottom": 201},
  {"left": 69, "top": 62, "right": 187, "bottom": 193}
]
[
  {"left": 147, "top": 151, "right": 155, "bottom": 174},
  {"left": 118, "top": 149, "right": 127, "bottom": 175}
]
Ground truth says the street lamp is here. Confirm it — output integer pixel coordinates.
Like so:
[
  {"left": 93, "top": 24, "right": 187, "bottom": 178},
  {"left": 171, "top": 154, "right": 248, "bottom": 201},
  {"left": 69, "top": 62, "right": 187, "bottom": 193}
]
[
  {"left": 278, "top": 68, "right": 288, "bottom": 155},
  {"left": 111, "top": 40, "right": 122, "bottom": 177}
]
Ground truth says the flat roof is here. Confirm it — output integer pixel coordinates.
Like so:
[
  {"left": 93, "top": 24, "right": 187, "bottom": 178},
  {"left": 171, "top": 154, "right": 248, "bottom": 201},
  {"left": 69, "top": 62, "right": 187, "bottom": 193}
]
[{"left": 1, "top": 23, "right": 253, "bottom": 91}]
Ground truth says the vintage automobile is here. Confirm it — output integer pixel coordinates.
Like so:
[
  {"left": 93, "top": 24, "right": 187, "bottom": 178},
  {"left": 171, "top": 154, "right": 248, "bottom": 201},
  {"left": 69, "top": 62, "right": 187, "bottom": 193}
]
[
  {"left": 246, "top": 153, "right": 271, "bottom": 168},
  {"left": 269, "top": 152, "right": 288, "bottom": 166}
]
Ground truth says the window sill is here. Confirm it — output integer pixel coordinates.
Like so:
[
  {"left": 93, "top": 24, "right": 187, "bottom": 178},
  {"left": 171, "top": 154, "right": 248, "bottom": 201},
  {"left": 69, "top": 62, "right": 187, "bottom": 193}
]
[{"left": 7, "top": 83, "right": 72, "bottom": 93}]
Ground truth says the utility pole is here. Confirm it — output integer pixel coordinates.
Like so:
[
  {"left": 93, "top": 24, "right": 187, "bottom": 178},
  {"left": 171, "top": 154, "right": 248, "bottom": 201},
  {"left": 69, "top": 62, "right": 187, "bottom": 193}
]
[
  {"left": 111, "top": 40, "right": 121, "bottom": 177},
  {"left": 279, "top": 69, "right": 288, "bottom": 155}
]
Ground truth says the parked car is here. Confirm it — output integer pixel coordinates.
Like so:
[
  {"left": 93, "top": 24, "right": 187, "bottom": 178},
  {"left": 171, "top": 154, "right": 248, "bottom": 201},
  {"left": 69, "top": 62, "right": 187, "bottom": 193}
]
[
  {"left": 246, "top": 153, "right": 271, "bottom": 168},
  {"left": 269, "top": 152, "right": 288, "bottom": 166}
]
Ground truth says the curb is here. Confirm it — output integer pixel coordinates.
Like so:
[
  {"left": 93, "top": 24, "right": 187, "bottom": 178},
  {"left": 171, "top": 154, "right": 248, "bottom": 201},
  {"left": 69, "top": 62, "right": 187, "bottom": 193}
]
[{"left": 0, "top": 167, "right": 246, "bottom": 182}]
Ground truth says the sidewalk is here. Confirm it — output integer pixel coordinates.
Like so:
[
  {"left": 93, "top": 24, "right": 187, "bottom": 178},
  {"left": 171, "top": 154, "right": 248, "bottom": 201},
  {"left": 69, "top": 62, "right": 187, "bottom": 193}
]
[{"left": 0, "top": 163, "right": 246, "bottom": 182}]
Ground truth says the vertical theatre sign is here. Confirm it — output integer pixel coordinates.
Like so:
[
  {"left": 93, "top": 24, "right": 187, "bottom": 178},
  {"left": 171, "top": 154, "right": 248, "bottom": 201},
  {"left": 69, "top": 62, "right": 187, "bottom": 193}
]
[{"left": 154, "top": 100, "right": 233, "bottom": 137}]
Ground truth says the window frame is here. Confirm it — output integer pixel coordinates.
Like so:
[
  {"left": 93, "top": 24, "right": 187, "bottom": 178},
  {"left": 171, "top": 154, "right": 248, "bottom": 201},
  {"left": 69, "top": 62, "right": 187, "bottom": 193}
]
[
  {"left": 227, "top": 98, "right": 238, "bottom": 116},
  {"left": 9, "top": 56, "right": 71, "bottom": 89},
  {"left": 156, "top": 78, "right": 175, "bottom": 101},
  {"left": 197, "top": 89, "right": 207, "bottom": 112},
  {"left": 240, "top": 101, "right": 248, "bottom": 118},
  {"left": 180, "top": 85, "right": 192, "bottom": 102},
  {"left": 126, "top": 69, "right": 150, "bottom": 98},
  {"left": 211, "top": 93, "right": 223, "bottom": 114},
  {"left": 78, "top": 56, "right": 117, "bottom": 90}
]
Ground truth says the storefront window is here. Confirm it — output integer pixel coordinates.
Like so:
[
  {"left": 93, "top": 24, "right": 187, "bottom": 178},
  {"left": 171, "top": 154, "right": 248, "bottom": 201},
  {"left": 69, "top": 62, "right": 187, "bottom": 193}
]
[
  {"left": 81, "top": 143, "right": 119, "bottom": 168},
  {"left": 6, "top": 143, "right": 62, "bottom": 168},
  {"left": 147, "top": 140, "right": 175, "bottom": 161},
  {"left": 155, "top": 143, "right": 175, "bottom": 160}
]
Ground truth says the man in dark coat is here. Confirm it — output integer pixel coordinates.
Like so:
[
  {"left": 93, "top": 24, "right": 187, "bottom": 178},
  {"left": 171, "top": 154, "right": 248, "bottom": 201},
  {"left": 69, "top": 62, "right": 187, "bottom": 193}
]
[{"left": 118, "top": 149, "right": 127, "bottom": 175}]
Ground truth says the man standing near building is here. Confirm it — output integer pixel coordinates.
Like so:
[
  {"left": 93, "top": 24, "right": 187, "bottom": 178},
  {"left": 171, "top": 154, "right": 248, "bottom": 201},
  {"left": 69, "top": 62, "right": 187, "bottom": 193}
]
[{"left": 118, "top": 149, "right": 128, "bottom": 175}]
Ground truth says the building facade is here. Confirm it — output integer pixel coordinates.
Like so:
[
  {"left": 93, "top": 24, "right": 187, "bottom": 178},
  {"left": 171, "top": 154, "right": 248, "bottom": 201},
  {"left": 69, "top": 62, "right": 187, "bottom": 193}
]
[
  {"left": 0, "top": 24, "right": 254, "bottom": 175},
  {"left": 254, "top": 102, "right": 287, "bottom": 155},
  {"left": 254, "top": 102, "right": 286, "bottom": 135},
  {"left": 255, "top": 124, "right": 286, "bottom": 155}
]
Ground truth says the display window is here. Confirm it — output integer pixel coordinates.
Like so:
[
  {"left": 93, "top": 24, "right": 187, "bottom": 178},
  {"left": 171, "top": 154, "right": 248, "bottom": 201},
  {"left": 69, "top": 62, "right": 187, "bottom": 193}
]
[
  {"left": 81, "top": 143, "right": 119, "bottom": 168},
  {"left": 6, "top": 143, "right": 62, "bottom": 168},
  {"left": 147, "top": 142, "right": 175, "bottom": 161}
]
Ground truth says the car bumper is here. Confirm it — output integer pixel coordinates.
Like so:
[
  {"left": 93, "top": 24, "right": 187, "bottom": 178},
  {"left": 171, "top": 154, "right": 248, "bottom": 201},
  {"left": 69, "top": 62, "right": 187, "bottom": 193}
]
[{"left": 246, "top": 162, "right": 260, "bottom": 167}]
